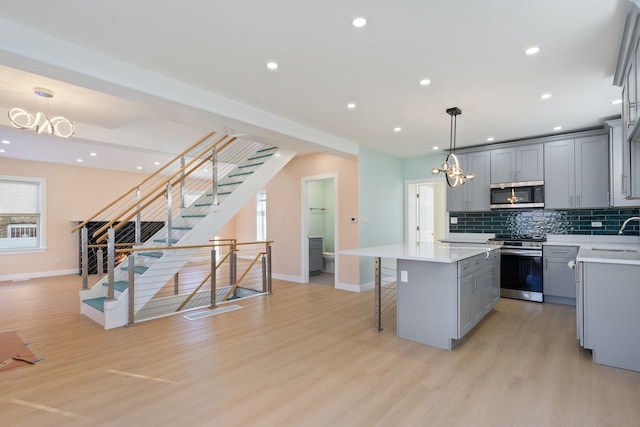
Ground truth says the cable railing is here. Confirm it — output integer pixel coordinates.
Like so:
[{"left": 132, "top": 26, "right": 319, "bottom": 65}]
[
  {"left": 373, "top": 258, "right": 397, "bottom": 332},
  {"left": 84, "top": 240, "right": 273, "bottom": 325}
]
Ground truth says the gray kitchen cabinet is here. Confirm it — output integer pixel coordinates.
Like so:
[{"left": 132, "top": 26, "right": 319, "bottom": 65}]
[
  {"left": 309, "top": 236, "right": 323, "bottom": 275},
  {"left": 579, "top": 261, "right": 640, "bottom": 372},
  {"left": 490, "top": 143, "right": 544, "bottom": 183},
  {"left": 607, "top": 119, "right": 640, "bottom": 206},
  {"left": 446, "top": 151, "right": 490, "bottom": 212},
  {"left": 613, "top": 0, "right": 640, "bottom": 199},
  {"left": 543, "top": 245, "right": 578, "bottom": 305},
  {"left": 457, "top": 251, "right": 499, "bottom": 338},
  {"left": 544, "top": 135, "right": 609, "bottom": 209}
]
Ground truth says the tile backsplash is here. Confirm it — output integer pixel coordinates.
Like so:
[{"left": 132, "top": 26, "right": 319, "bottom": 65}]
[{"left": 449, "top": 208, "right": 640, "bottom": 238}]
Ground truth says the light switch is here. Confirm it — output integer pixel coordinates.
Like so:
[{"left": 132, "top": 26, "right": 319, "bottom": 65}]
[{"left": 400, "top": 270, "right": 408, "bottom": 282}]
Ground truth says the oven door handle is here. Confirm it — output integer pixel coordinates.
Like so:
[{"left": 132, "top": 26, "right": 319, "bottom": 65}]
[{"left": 501, "top": 249, "right": 542, "bottom": 257}]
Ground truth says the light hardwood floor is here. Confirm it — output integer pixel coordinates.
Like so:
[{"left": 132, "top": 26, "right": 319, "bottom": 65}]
[{"left": 0, "top": 275, "right": 639, "bottom": 426}]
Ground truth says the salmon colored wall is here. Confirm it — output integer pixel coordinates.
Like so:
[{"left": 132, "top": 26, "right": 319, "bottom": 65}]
[
  {"left": 265, "top": 153, "right": 359, "bottom": 286},
  {"left": 0, "top": 158, "right": 146, "bottom": 280}
]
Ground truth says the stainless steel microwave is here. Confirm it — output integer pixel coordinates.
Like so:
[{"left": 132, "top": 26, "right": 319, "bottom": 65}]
[{"left": 490, "top": 181, "right": 544, "bottom": 209}]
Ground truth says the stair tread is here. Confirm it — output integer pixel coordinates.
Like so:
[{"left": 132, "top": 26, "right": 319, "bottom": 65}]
[
  {"left": 182, "top": 214, "right": 206, "bottom": 218},
  {"left": 83, "top": 297, "right": 106, "bottom": 312},
  {"left": 171, "top": 226, "right": 193, "bottom": 230},
  {"left": 218, "top": 181, "right": 242, "bottom": 187},
  {"left": 194, "top": 203, "right": 212, "bottom": 207},
  {"left": 238, "top": 162, "right": 264, "bottom": 169},
  {"left": 121, "top": 265, "right": 149, "bottom": 274},
  {"left": 140, "top": 251, "right": 163, "bottom": 258},
  {"left": 154, "top": 238, "right": 179, "bottom": 243},
  {"left": 256, "top": 146, "right": 277, "bottom": 153},
  {"left": 103, "top": 280, "right": 129, "bottom": 292},
  {"left": 247, "top": 153, "right": 274, "bottom": 161}
]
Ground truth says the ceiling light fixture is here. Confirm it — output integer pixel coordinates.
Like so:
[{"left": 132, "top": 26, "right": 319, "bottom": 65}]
[
  {"left": 1, "top": 140, "right": 9, "bottom": 144},
  {"left": 352, "top": 17, "right": 367, "bottom": 28},
  {"left": 419, "top": 79, "right": 431, "bottom": 86},
  {"left": 8, "top": 87, "right": 76, "bottom": 138},
  {"left": 432, "top": 146, "right": 439, "bottom": 150},
  {"left": 431, "top": 107, "right": 474, "bottom": 188},
  {"left": 612, "top": 99, "right": 622, "bottom": 105},
  {"left": 525, "top": 46, "right": 540, "bottom": 55},
  {"left": 347, "top": 103, "right": 356, "bottom": 109},
  {"left": 553, "top": 126, "right": 562, "bottom": 131},
  {"left": 487, "top": 137, "right": 495, "bottom": 142},
  {"left": 540, "top": 93, "right": 552, "bottom": 100},
  {"left": 0, "top": 149, "right": 5, "bottom": 153},
  {"left": 266, "top": 61, "right": 279, "bottom": 70},
  {"left": 394, "top": 127, "right": 402, "bottom": 132}
]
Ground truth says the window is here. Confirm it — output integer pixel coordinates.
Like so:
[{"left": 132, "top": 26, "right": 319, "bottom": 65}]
[
  {"left": 0, "top": 176, "right": 46, "bottom": 252},
  {"left": 256, "top": 191, "right": 266, "bottom": 241}
]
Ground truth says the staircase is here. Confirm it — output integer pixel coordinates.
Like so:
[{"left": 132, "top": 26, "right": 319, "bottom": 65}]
[{"left": 74, "top": 133, "right": 294, "bottom": 329}]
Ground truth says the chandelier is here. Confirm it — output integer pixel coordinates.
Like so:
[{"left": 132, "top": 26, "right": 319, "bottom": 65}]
[
  {"left": 8, "top": 87, "right": 76, "bottom": 138},
  {"left": 431, "top": 107, "right": 474, "bottom": 188}
]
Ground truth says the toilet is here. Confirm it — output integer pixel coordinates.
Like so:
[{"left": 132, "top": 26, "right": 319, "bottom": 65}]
[{"left": 322, "top": 252, "right": 334, "bottom": 274}]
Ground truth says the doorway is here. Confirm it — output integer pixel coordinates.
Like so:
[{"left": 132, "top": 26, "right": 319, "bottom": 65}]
[
  {"left": 301, "top": 174, "right": 338, "bottom": 286},
  {"left": 406, "top": 180, "right": 447, "bottom": 245}
]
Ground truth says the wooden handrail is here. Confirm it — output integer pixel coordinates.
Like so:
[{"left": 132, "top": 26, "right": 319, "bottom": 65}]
[
  {"left": 71, "top": 131, "right": 217, "bottom": 234},
  {"left": 91, "top": 134, "right": 236, "bottom": 240}
]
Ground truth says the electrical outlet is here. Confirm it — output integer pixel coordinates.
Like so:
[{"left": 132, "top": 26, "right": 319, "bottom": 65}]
[
  {"left": 591, "top": 221, "right": 603, "bottom": 228},
  {"left": 450, "top": 217, "right": 458, "bottom": 225},
  {"left": 400, "top": 270, "right": 408, "bottom": 282}
]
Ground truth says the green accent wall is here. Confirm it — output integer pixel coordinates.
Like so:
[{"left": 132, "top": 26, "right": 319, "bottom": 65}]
[{"left": 358, "top": 146, "right": 404, "bottom": 285}]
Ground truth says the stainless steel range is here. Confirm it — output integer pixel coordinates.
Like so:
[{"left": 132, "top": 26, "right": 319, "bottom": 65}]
[{"left": 488, "top": 238, "right": 544, "bottom": 302}]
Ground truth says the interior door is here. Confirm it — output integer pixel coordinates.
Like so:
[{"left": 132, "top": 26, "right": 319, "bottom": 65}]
[{"left": 417, "top": 183, "right": 434, "bottom": 242}]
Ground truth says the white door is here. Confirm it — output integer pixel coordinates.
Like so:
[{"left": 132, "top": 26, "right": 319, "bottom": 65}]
[{"left": 417, "top": 183, "right": 435, "bottom": 242}]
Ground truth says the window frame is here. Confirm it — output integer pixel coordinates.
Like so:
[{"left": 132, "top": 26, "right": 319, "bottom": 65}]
[{"left": 0, "top": 175, "right": 47, "bottom": 254}]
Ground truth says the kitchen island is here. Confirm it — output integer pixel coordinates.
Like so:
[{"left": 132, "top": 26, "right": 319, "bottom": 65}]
[
  {"left": 576, "top": 244, "right": 640, "bottom": 372},
  {"left": 342, "top": 243, "right": 500, "bottom": 350}
]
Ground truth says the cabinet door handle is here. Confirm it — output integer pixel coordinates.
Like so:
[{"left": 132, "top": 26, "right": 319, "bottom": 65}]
[
  {"left": 544, "top": 258, "right": 548, "bottom": 270},
  {"left": 577, "top": 195, "right": 581, "bottom": 207}
]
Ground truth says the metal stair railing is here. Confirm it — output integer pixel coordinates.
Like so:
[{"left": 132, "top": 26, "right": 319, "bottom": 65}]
[
  {"left": 75, "top": 132, "right": 278, "bottom": 297},
  {"left": 111, "top": 240, "right": 273, "bottom": 325}
]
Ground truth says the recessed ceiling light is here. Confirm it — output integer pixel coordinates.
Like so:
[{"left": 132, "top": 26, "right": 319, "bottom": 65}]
[
  {"left": 352, "top": 17, "right": 367, "bottom": 28},
  {"left": 540, "top": 93, "right": 552, "bottom": 100},
  {"left": 89, "top": 152, "right": 97, "bottom": 157},
  {"left": 266, "top": 61, "right": 278, "bottom": 70},
  {"left": 347, "top": 103, "right": 356, "bottom": 109},
  {"left": 1, "top": 140, "right": 9, "bottom": 144},
  {"left": 0, "top": 149, "right": 5, "bottom": 153},
  {"left": 136, "top": 166, "right": 143, "bottom": 170},
  {"left": 612, "top": 99, "right": 622, "bottom": 105},
  {"left": 487, "top": 137, "right": 495, "bottom": 142},
  {"left": 553, "top": 126, "right": 562, "bottom": 131},
  {"left": 432, "top": 146, "right": 439, "bottom": 151},
  {"left": 154, "top": 161, "right": 160, "bottom": 166},
  {"left": 76, "top": 159, "right": 83, "bottom": 163},
  {"left": 394, "top": 127, "right": 402, "bottom": 132},
  {"left": 419, "top": 79, "right": 431, "bottom": 86},
  {"left": 525, "top": 46, "right": 540, "bottom": 55}
]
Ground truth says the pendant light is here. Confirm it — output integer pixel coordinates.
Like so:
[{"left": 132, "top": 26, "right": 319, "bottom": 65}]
[{"left": 431, "top": 107, "right": 474, "bottom": 187}]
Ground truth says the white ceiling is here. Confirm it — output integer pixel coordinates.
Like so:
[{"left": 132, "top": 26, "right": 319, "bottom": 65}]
[{"left": 0, "top": 0, "right": 629, "bottom": 172}]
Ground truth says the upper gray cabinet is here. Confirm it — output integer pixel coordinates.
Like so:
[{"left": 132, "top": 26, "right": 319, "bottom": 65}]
[
  {"left": 490, "top": 144, "right": 543, "bottom": 183},
  {"left": 446, "top": 151, "right": 490, "bottom": 212},
  {"left": 614, "top": 0, "right": 640, "bottom": 199},
  {"left": 608, "top": 119, "right": 640, "bottom": 206},
  {"left": 544, "top": 135, "right": 609, "bottom": 209}
]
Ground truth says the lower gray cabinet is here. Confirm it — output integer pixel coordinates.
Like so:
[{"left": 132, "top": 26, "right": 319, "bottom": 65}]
[
  {"left": 543, "top": 245, "right": 578, "bottom": 305},
  {"left": 309, "top": 237, "right": 323, "bottom": 275}
]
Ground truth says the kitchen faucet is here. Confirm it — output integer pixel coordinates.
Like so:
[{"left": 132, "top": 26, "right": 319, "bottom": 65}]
[{"left": 618, "top": 216, "right": 640, "bottom": 235}]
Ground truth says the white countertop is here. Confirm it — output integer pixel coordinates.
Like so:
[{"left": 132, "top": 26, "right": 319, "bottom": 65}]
[
  {"left": 545, "top": 234, "right": 640, "bottom": 265},
  {"left": 340, "top": 242, "right": 499, "bottom": 263}
]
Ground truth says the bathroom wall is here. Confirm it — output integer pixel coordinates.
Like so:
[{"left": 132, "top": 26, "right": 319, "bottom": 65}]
[
  {"left": 307, "top": 179, "right": 335, "bottom": 252},
  {"left": 449, "top": 207, "right": 640, "bottom": 237}
]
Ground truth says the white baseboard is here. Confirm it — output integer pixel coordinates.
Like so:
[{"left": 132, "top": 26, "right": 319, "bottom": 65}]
[
  {"left": 272, "top": 273, "right": 304, "bottom": 283},
  {"left": 0, "top": 268, "right": 79, "bottom": 282}
]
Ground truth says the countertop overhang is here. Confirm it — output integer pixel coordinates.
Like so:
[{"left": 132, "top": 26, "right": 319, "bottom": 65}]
[{"left": 340, "top": 242, "right": 499, "bottom": 263}]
